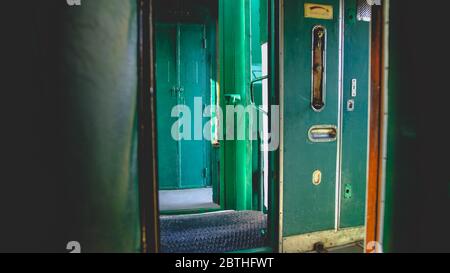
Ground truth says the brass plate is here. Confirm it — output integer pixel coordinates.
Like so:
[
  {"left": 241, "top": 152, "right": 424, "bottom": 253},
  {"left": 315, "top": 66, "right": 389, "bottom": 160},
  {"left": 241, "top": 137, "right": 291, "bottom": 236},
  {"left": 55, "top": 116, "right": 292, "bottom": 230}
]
[{"left": 305, "top": 3, "right": 334, "bottom": 20}]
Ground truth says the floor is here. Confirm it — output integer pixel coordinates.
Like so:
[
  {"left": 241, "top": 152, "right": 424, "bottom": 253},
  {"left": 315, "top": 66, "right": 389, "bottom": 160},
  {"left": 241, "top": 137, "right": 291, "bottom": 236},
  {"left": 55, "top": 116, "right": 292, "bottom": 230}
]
[
  {"left": 310, "top": 241, "right": 365, "bottom": 253},
  {"left": 160, "top": 210, "right": 268, "bottom": 253},
  {"left": 159, "top": 187, "right": 220, "bottom": 211},
  {"left": 328, "top": 242, "right": 365, "bottom": 253},
  {"left": 159, "top": 188, "right": 363, "bottom": 253}
]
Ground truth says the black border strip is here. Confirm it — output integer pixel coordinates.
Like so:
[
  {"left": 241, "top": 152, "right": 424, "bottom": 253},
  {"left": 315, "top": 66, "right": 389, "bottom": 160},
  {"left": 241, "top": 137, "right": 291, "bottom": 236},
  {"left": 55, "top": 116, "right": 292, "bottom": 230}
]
[{"left": 138, "top": 0, "right": 160, "bottom": 253}]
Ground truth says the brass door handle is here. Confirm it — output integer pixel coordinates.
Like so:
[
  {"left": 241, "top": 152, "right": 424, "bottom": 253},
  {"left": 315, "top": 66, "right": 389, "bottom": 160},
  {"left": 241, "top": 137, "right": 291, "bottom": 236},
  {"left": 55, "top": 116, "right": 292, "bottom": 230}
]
[
  {"left": 308, "top": 125, "right": 337, "bottom": 143},
  {"left": 311, "top": 25, "right": 327, "bottom": 112}
]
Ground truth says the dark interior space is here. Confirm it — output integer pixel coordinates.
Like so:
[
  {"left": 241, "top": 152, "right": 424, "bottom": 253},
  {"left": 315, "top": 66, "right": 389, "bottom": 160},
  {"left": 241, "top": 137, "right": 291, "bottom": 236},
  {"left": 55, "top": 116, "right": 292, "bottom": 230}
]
[{"left": 386, "top": 0, "right": 450, "bottom": 252}]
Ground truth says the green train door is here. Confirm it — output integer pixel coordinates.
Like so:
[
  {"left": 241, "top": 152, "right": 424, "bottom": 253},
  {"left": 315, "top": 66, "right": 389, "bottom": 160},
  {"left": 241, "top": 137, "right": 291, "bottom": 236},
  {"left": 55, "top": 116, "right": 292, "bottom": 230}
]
[
  {"left": 156, "top": 23, "right": 211, "bottom": 190},
  {"left": 280, "top": 0, "right": 370, "bottom": 251}
]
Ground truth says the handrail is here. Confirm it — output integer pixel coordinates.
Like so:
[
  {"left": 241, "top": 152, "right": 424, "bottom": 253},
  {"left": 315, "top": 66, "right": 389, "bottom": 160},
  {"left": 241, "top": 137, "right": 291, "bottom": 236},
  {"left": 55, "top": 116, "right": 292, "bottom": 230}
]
[{"left": 250, "top": 75, "right": 269, "bottom": 105}]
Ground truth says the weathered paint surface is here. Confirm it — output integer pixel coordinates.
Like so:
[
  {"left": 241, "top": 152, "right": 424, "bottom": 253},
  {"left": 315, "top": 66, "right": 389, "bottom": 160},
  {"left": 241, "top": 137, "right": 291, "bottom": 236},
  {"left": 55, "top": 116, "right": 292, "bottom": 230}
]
[
  {"left": 282, "top": 0, "right": 370, "bottom": 238},
  {"left": 340, "top": 0, "right": 370, "bottom": 228},
  {"left": 283, "top": 226, "right": 364, "bottom": 253},
  {"left": 282, "top": 0, "right": 340, "bottom": 236},
  {"left": 155, "top": 23, "right": 212, "bottom": 190}
]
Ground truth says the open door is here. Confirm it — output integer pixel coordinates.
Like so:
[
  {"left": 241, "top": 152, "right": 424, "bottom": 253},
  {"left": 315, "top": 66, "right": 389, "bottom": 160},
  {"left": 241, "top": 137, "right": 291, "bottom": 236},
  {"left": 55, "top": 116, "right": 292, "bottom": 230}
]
[{"left": 279, "top": 0, "right": 371, "bottom": 252}]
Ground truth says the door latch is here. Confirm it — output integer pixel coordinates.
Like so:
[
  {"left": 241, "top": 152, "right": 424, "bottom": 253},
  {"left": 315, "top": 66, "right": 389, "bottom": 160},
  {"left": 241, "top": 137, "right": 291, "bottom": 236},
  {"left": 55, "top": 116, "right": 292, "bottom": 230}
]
[
  {"left": 351, "top": 79, "right": 357, "bottom": 97},
  {"left": 202, "top": 167, "right": 208, "bottom": 178}
]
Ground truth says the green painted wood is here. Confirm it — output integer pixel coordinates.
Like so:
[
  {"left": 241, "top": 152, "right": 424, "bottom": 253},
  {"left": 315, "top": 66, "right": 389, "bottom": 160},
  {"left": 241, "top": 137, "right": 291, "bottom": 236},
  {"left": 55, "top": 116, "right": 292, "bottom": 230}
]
[
  {"left": 179, "top": 23, "right": 211, "bottom": 188},
  {"left": 156, "top": 23, "right": 212, "bottom": 190},
  {"left": 282, "top": 0, "right": 370, "bottom": 237},
  {"left": 282, "top": 0, "right": 340, "bottom": 236},
  {"left": 156, "top": 23, "right": 180, "bottom": 190},
  {"left": 339, "top": 0, "right": 370, "bottom": 228}
]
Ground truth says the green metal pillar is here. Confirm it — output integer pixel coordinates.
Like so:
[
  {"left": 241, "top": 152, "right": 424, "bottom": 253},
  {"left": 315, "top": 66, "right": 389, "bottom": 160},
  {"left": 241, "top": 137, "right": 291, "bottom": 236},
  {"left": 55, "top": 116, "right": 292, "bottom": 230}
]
[{"left": 220, "top": 0, "right": 253, "bottom": 210}]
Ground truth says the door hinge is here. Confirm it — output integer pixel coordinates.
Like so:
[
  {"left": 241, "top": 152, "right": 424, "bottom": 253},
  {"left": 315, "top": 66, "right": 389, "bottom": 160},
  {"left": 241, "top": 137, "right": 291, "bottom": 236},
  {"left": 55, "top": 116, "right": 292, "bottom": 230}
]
[{"left": 202, "top": 167, "right": 208, "bottom": 178}]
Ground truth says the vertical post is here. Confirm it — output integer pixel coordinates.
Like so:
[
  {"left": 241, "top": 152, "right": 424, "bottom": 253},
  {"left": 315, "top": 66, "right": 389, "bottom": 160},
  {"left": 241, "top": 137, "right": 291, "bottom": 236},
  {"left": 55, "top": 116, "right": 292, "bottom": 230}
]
[
  {"left": 220, "top": 0, "right": 253, "bottom": 210},
  {"left": 138, "top": 0, "right": 160, "bottom": 253},
  {"left": 268, "top": 0, "right": 280, "bottom": 252},
  {"left": 365, "top": 3, "right": 383, "bottom": 253}
]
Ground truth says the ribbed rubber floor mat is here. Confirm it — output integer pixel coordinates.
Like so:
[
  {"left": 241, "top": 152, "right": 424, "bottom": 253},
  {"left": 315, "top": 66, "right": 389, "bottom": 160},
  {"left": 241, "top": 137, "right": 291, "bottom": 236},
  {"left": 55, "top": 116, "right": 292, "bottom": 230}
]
[{"left": 160, "top": 211, "right": 268, "bottom": 253}]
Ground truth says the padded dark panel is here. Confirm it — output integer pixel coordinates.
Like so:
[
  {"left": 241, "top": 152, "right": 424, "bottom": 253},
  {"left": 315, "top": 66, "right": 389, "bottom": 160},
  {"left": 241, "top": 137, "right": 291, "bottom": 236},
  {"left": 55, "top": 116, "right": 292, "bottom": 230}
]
[{"left": 0, "top": 0, "right": 141, "bottom": 252}]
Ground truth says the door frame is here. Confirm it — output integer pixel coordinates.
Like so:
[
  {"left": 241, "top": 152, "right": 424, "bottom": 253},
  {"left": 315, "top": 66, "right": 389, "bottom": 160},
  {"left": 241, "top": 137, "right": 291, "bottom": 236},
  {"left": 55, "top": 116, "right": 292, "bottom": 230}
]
[
  {"left": 137, "top": 0, "right": 160, "bottom": 253},
  {"left": 152, "top": 0, "right": 223, "bottom": 215},
  {"left": 364, "top": 0, "right": 389, "bottom": 253},
  {"left": 139, "top": 0, "right": 281, "bottom": 253}
]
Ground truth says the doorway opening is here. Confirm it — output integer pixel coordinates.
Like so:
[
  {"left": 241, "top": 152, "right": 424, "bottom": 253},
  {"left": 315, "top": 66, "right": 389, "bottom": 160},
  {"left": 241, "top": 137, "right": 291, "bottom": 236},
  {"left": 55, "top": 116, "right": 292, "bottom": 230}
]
[
  {"left": 155, "top": 0, "right": 220, "bottom": 213},
  {"left": 152, "top": 0, "right": 272, "bottom": 253}
]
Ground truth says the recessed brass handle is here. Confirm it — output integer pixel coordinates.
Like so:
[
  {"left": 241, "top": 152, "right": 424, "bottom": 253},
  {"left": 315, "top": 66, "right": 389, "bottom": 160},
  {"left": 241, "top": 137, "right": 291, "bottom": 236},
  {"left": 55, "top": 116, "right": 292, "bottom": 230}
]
[{"left": 308, "top": 125, "right": 337, "bottom": 143}]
